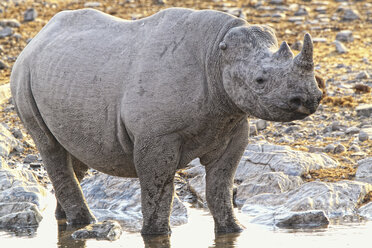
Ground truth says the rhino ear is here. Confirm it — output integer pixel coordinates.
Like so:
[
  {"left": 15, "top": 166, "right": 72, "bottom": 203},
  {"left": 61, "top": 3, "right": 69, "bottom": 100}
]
[
  {"left": 274, "top": 41, "right": 293, "bottom": 60},
  {"left": 294, "top": 33, "right": 314, "bottom": 71},
  {"left": 219, "top": 42, "right": 227, "bottom": 50}
]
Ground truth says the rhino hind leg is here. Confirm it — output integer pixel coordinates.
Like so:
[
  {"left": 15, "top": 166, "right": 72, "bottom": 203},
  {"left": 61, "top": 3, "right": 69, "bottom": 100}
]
[
  {"left": 55, "top": 157, "right": 89, "bottom": 221},
  {"left": 40, "top": 144, "right": 95, "bottom": 225},
  {"left": 12, "top": 76, "right": 95, "bottom": 225}
]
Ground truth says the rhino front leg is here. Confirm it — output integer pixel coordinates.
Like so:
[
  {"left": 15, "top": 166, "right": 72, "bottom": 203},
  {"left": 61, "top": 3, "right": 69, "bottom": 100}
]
[
  {"left": 134, "top": 135, "right": 181, "bottom": 235},
  {"left": 204, "top": 120, "right": 248, "bottom": 233}
]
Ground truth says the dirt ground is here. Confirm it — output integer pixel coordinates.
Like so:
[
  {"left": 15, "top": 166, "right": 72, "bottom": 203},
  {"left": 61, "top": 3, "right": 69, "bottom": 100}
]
[{"left": 0, "top": 0, "right": 371, "bottom": 183}]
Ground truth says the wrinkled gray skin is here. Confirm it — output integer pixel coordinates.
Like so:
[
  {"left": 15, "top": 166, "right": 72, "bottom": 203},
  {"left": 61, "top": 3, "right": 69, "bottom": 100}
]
[{"left": 10, "top": 8, "right": 322, "bottom": 235}]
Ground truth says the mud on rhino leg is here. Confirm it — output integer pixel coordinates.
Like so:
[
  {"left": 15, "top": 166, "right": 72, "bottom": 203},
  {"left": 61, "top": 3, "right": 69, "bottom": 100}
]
[
  {"left": 55, "top": 156, "right": 89, "bottom": 221},
  {"left": 204, "top": 120, "right": 248, "bottom": 234},
  {"left": 134, "top": 135, "right": 181, "bottom": 235}
]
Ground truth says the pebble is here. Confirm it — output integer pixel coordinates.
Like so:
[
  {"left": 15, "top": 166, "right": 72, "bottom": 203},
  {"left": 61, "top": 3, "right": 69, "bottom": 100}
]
[
  {"left": 24, "top": 8, "right": 38, "bottom": 22},
  {"left": 270, "top": 0, "right": 285, "bottom": 4},
  {"left": 0, "top": 19, "right": 21, "bottom": 28},
  {"left": 345, "top": 126, "right": 360, "bottom": 135},
  {"left": 341, "top": 9, "right": 360, "bottom": 21},
  {"left": 291, "top": 41, "right": 302, "bottom": 51},
  {"left": 294, "top": 7, "right": 309, "bottom": 16},
  {"left": 0, "top": 27, "right": 12, "bottom": 38},
  {"left": 336, "top": 30, "right": 354, "bottom": 42},
  {"left": 356, "top": 71, "right": 369, "bottom": 80},
  {"left": 358, "top": 131, "right": 369, "bottom": 142},
  {"left": 84, "top": 2, "right": 101, "bottom": 8},
  {"left": 334, "top": 40, "right": 347, "bottom": 54},
  {"left": 324, "top": 144, "right": 335, "bottom": 153},
  {"left": 24, "top": 154, "right": 38, "bottom": 163},
  {"left": 348, "top": 144, "right": 361, "bottom": 152},
  {"left": 315, "top": 6, "right": 327, "bottom": 14},
  {"left": 256, "top": 119, "right": 267, "bottom": 131},
  {"left": 313, "top": 38, "right": 327, "bottom": 43},
  {"left": 288, "top": 16, "right": 305, "bottom": 22},
  {"left": 29, "top": 163, "right": 42, "bottom": 169},
  {"left": 11, "top": 128, "right": 23, "bottom": 139},
  {"left": 0, "top": 60, "right": 8, "bottom": 70},
  {"left": 13, "top": 33, "right": 21, "bottom": 41},
  {"left": 334, "top": 144, "right": 346, "bottom": 154}
]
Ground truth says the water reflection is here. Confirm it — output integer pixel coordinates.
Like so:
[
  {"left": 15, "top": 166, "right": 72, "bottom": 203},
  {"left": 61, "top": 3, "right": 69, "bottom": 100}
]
[
  {"left": 142, "top": 234, "right": 171, "bottom": 248},
  {"left": 213, "top": 232, "right": 241, "bottom": 248},
  {"left": 56, "top": 224, "right": 243, "bottom": 248},
  {"left": 58, "top": 224, "right": 86, "bottom": 248}
]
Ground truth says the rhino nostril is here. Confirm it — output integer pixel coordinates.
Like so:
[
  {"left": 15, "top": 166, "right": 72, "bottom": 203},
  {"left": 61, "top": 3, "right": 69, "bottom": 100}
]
[{"left": 289, "top": 97, "right": 302, "bottom": 109}]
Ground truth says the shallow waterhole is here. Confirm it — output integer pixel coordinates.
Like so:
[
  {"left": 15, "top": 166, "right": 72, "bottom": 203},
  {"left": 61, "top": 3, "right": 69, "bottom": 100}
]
[{"left": 0, "top": 194, "right": 370, "bottom": 248}]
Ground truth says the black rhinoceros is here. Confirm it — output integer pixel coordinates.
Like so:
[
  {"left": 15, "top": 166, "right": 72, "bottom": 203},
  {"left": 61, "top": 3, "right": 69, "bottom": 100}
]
[{"left": 10, "top": 8, "right": 322, "bottom": 235}]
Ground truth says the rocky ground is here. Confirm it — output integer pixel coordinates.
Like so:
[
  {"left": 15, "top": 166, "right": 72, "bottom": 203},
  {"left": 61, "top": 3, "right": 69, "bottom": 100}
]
[{"left": 0, "top": 0, "right": 371, "bottom": 240}]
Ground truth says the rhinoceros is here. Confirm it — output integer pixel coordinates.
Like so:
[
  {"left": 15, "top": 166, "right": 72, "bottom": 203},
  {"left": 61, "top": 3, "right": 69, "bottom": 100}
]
[{"left": 10, "top": 8, "right": 322, "bottom": 235}]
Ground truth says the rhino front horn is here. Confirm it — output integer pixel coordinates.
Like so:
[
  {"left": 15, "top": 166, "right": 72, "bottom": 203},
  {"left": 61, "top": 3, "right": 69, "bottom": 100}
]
[{"left": 294, "top": 33, "right": 314, "bottom": 71}]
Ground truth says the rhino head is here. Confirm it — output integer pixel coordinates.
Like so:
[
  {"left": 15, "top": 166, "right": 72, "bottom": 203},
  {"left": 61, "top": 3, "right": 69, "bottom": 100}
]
[{"left": 220, "top": 25, "right": 322, "bottom": 122}]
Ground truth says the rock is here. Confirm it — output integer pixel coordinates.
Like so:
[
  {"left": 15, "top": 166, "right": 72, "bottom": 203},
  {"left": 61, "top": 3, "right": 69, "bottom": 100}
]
[
  {"left": 81, "top": 173, "right": 188, "bottom": 231},
  {"left": 84, "top": 2, "right": 101, "bottom": 8},
  {"left": 183, "top": 164, "right": 205, "bottom": 177},
  {"left": 0, "top": 124, "right": 18, "bottom": 157},
  {"left": 359, "top": 130, "right": 369, "bottom": 142},
  {"left": 0, "top": 209, "right": 43, "bottom": 228},
  {"left": 334, "top": 144, "right": 346, "bottom": 154},
  {"left": 23, "top": 8, "right": 37, "bottom": 22},
  {"left": 355, "top": 157, "right": 372, "bottom": 184},
  {"left": 0, "top": 163, "right": 46, "bottom": 230},
  {"left": 345, "top": 126, "right": 360, "bottom": 135},
  {"left": 24, "top": 154, "right": 38, "bottom": 163},
  {"left": 356, "top": 71, "right": 369, "bottom": 80},
  {"left": 335, "top": 30, "right": 354, "bottom": 42},
  {"left": 0, "top": 83, "right": 10, "bottom": 104},
  {"left": 188, "top": 174, "right": 206, "bottom": 206},
  {"left": 0, "top": 27, "right": 12, "bottom": 38},
  {"left": 358, "top": 202, "right": 372, "bottom": 220},
  {"left": 71, "top": 220, "right": 122, "bottom": 241},
  {"left": 235, "top": 172, "right": 303, "bottom": 207},
  {"left": 0, "top": 19, "right": 21, "bottom": 28},
  {"left": 341, "top": 9, "right": 361, "bottom": 21},
  {"left": 334, "top": 40, "right": 347, "bottom": 53},
  {"left": 242, "top": 180, "right": 372, "bottom": 221},
  {"left": 276, "top": 210, "right": 329, "bottom": 228},
  {"left": 356, "top": 104, "right": 372, "bottom": 117},
  {"left": 235, "top": 143, "right": 339, "bottom": 180}
]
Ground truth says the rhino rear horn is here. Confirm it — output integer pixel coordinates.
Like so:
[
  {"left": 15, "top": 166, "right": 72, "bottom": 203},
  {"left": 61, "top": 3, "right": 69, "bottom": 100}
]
[
  {"left": 294, "top": 33, "right": 314, "bottom": 71},
  {"left": 274, "top": 41, "right": 294, "bottom": 60}
]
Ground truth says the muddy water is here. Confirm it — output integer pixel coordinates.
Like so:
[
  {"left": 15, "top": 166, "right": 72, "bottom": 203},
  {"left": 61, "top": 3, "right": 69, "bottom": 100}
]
[{"left": 0, "top": 198, "right": 370, "bottom": 248}]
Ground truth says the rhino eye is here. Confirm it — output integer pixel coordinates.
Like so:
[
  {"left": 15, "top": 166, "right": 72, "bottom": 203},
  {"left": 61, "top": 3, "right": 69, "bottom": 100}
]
[{"left": 256, "top": 77, "right": 265, "bottom": 84}]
